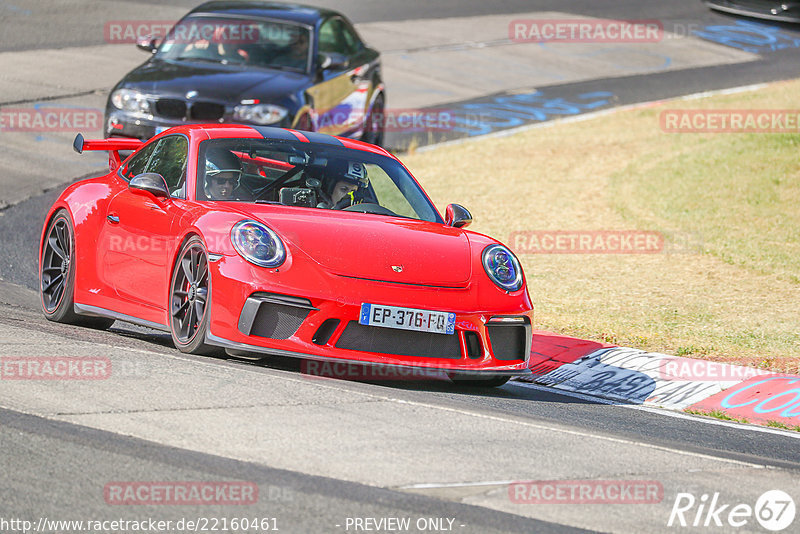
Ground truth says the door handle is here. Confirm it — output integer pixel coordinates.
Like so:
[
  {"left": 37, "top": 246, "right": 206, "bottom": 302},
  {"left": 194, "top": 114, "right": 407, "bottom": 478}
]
[{"left": 107, "top": 214, "right": 120, "bottom": 224}]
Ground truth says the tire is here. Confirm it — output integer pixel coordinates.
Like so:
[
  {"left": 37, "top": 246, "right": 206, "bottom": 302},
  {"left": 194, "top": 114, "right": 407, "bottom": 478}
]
[
  {"left": 40, "top": 209, "right": 114, "bottom": 329},
  {"left": 449, "top": 374, "right": 511, "bottom": 388},
  {"left": 169, "top": 236, "right": 219, "bottom": 355},
  {"left": 361, "top": 94, "right": 385, "bottom": 147}
]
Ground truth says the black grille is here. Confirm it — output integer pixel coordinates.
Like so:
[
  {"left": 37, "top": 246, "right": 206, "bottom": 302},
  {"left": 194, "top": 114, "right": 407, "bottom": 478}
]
[
  {"left": 155, "top": 99, "right": 186, "bottom": 119},
  {"left": 238, "top": 293, "right": 315, "bottom": 340},
  {"left": 487, "top": 325, "right": 528, "bottom": 361},
  {"left": 190, "top": 102, "right": 225, "bottom": 121},
  {"left": 335, "top": 321, "right": 462, "bottom": 359}
]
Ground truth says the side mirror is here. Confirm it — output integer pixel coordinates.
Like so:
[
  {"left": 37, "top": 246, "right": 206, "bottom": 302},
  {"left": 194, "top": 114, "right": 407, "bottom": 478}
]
[
  {"left": 130, "top": 173, "right": 170, "bottom": 199},
  {"left": 318, "top": 52, "right": 349, "bottom": 71},
  {"left": 445, "top": 204, "right": 472, "bottom": 228},
  {"left": 136, "top": 34, "right": 160, "bottom": 54}
]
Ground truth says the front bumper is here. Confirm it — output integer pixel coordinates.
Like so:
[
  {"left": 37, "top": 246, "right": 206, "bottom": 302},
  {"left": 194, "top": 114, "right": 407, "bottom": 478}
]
[{"left": 207, "top": 255, "right": 534, "bottom": 375}]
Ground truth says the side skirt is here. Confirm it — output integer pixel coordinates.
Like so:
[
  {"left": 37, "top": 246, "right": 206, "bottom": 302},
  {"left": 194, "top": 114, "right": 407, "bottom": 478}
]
[{"left": 74, "top": 303, "right": 170, "bottom": 332}]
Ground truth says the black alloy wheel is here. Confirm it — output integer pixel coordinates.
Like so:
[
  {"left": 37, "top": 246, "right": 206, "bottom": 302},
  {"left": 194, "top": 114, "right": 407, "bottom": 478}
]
[
  {"left": 40, "top": 209, "right": 114, "bottom": 329},
  {"left": 169, "top": 236, "right": 219, "bottom": 355}
]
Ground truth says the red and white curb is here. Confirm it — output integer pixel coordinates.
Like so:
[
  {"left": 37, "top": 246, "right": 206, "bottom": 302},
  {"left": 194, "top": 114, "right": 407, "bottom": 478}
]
[{"left": 515, "top": 331, "right": 800, "bottom": 428}]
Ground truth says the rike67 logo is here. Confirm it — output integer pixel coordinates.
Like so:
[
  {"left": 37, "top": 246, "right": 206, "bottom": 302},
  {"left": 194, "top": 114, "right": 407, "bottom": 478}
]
[{"left": 668, "top": 490, "right": 795, "bottom": 531}]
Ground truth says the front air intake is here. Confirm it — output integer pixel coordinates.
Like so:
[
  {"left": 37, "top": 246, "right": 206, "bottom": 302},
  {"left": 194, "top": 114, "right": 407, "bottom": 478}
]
[
  {"left": 238, "top": 293, "right": 317, "bottom": 340},
  {"left": 486, "top": 317, "right": 531, "bottom": 361}
]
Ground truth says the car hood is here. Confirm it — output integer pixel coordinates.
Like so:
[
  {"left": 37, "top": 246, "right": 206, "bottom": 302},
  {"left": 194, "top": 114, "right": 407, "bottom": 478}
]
[
  {"left": 241, "top": 208, "right": 473, "bottom": 287},
  {"left": 119, "top": 59, "right": 309, "bottom": 102}
]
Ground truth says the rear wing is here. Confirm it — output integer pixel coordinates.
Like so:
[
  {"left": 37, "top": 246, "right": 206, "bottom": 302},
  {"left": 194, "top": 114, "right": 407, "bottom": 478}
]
[{"left": 73, "top": 133, "right": 144, "bottom": 171}]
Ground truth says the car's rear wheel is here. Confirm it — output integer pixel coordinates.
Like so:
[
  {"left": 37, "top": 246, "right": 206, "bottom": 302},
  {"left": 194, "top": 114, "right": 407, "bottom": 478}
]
[
  {"left": 169, "top": 237, "right": 219, "bottom": 355},
  {"left": 362, "top": 93, "right": 385, "bottom": 147},
  {"left": 40, "top": 209, "right": 114, "bottom": 329},
  {"left": 449, "top": 374, "right": 511, "bottom": 388}
]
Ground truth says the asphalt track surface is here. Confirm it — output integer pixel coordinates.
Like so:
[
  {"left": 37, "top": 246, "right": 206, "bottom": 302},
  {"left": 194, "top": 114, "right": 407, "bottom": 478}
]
[
  {"left": 2, "top": 1, "right": 800, "bottom": 533},
  {"left": 0, "top": 1, "right": 731, "bottom": 52}
]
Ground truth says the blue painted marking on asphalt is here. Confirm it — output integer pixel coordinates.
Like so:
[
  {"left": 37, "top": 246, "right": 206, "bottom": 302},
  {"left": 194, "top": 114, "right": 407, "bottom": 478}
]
[
  {"left": 0, "top": 2, "right": 32, "bottom": 15},
  {"left": 693, "top": 20, "right": 800, "bottom": 54},
  {"left": 446, "top": 90, "right": 615, "bottom": 136}
]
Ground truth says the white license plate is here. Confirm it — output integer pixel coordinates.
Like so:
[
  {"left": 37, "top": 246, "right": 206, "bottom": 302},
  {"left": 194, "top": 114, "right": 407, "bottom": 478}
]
[{"left": 359, "top": 303, "right": 456, "bottom": 335}]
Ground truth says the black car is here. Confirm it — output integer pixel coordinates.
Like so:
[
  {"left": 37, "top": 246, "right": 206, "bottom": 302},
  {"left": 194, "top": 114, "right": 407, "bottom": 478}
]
[
  {"left": 105, "top": 1, "right": 385, "bottom": 145},
  {"left": 705, "top": 0, "right": 800, "bottom": 22}
]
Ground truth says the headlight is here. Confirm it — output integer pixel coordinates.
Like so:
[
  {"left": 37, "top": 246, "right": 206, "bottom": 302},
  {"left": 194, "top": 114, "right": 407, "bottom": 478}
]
[
  {"left": 233, "top": 103, "right": 287, "bottom": 125},
  {"left": 110, "top": 88, "right": 151, "bottom": 114},
  {"left": 482, "top": 244, "right": 523, "bottom": 292},
  {"left": 231, "top": 220, "right": 286, "bottom": 268}
]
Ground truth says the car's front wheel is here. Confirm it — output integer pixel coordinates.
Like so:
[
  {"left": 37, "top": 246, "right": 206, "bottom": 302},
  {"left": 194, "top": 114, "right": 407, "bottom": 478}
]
[
  {"left": 40, "top": 209, "right": 114, "bottom": 329},
  {"left": 169, "top": 236, "right": 219, "bottom": 355}
]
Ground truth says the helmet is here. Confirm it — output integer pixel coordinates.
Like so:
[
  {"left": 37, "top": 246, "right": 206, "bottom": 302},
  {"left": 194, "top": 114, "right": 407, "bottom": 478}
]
[
  {"left": 324, "top": 160, "right": 369, "bottom": 208},
  {"left": 204, "top": 148, "right": 242, "bottom": 199},
  {"left": 326, "top": 159, "right": 369, "bottom": 190}
]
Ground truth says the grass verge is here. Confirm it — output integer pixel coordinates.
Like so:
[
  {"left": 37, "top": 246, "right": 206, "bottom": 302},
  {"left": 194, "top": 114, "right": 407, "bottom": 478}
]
[
  {"left": 684, "top": 408, "right": 749, "bottom": 424},
  {"left": 403, "top": 79, "right": 800, "bottom": 373}
]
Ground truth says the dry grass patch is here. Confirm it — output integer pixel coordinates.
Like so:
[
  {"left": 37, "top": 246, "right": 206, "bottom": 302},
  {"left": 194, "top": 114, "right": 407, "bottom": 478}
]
[{"left": 402, "top": 80, "right": 800, "bottom": 372}]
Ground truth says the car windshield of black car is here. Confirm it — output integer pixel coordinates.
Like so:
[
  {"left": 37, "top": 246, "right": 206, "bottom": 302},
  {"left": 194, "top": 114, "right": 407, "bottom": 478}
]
[{"left": 156, "top": 15, "right": 311, "bottom": 72}]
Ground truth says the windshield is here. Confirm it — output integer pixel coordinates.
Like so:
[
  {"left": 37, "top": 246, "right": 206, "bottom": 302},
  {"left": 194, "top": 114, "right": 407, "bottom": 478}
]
[
  {"left": 156, "top": 16, "right": 311, "bottom": 72},
  {"left": 197, "top": 138, "right": 442, "bottom": 223}
]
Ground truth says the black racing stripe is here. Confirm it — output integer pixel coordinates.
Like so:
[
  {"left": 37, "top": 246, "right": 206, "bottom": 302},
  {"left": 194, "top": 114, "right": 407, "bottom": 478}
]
[
  {"left": 296, "top": 131, "right": 344, "bottom": 146},
  {"left": 252, "top": 126, "right": 305, "bottom": 142}
]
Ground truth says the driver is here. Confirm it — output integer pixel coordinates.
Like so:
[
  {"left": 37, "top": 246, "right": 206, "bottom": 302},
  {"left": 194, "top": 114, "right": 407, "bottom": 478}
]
[
  {"left": 320, "top": 160, "right": 369, "bottom": 209},
  {"left": 204, "top": 148, "right": 243, "bottom": 200}
]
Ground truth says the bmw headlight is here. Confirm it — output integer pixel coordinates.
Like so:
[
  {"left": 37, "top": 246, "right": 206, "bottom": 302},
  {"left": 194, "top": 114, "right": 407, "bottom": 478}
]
[
  {"left": 110, "top": 88, "right": 151, "bottom": 114},
  {"left": 233, "top": 103, "right": 288, "bottom": 125},
  {"left": 482, "top": 244, "right": 523, "bottom": 292},
  {"left": 231, "top": 220, "right": 286, "bottom": 268}
]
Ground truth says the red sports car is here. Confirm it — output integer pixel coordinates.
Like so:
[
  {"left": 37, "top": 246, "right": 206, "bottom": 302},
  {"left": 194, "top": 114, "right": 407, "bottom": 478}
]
[{"left": 39, "top": 124, "right": 533, "bottom": 386}]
